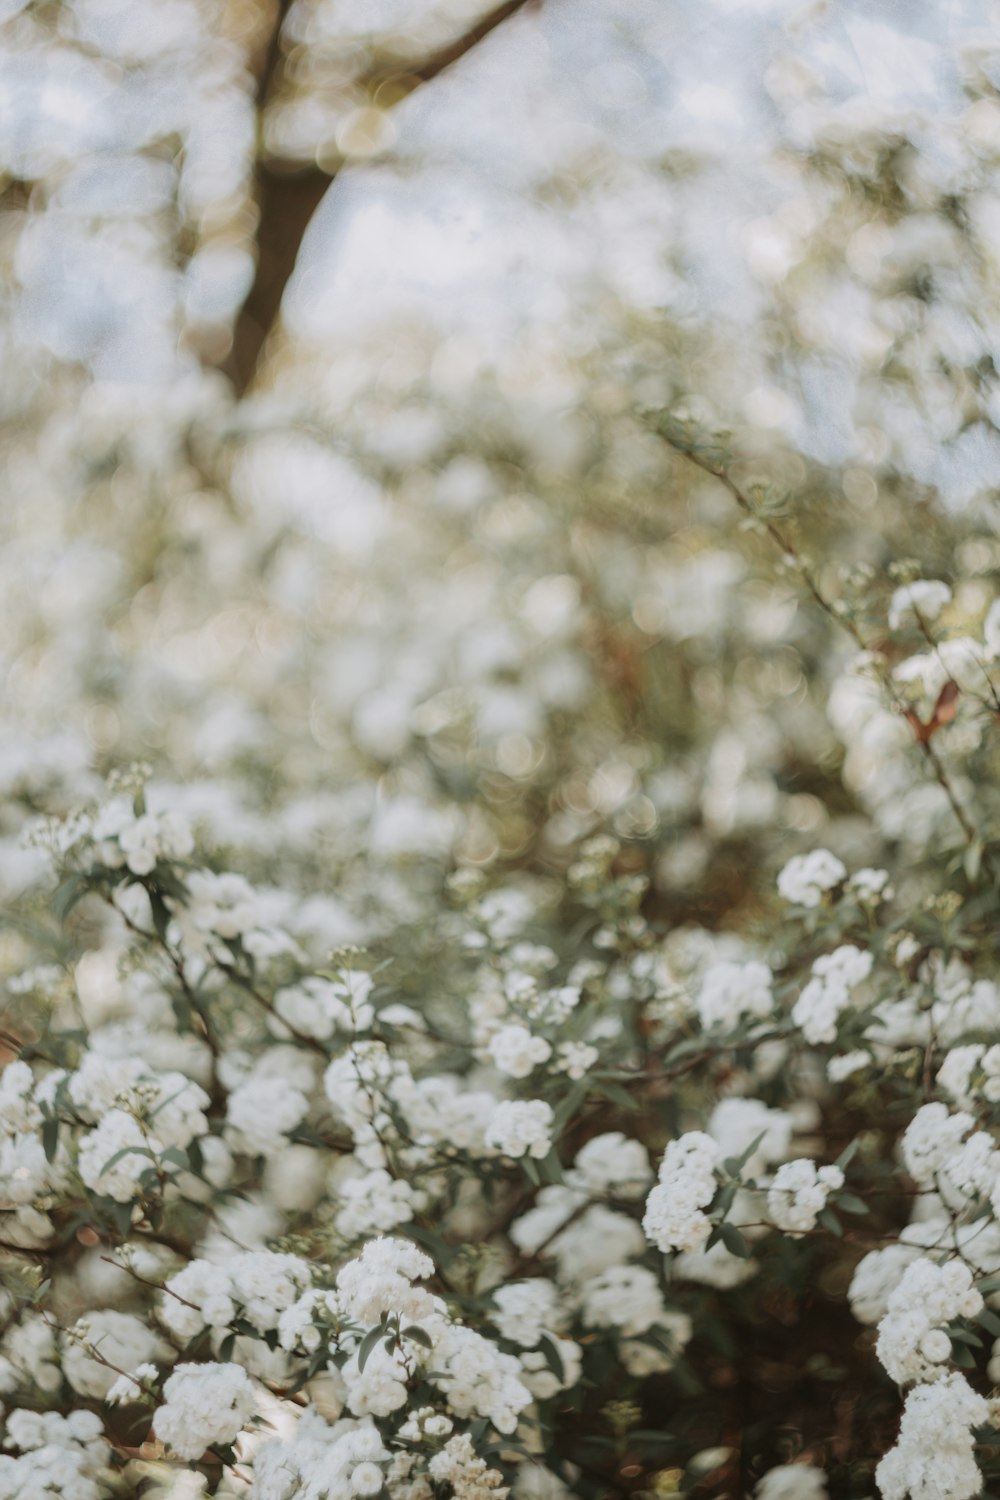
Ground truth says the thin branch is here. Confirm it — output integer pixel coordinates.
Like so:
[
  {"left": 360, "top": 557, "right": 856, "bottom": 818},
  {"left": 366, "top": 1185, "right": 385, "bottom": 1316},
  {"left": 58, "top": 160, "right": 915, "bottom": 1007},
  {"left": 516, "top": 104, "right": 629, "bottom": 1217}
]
[
  {"left": 223, "top": 0, "right": 537, "bottom": 394},
  {"left": 660, "top": 433, "right": 997, "bottom": 883}
]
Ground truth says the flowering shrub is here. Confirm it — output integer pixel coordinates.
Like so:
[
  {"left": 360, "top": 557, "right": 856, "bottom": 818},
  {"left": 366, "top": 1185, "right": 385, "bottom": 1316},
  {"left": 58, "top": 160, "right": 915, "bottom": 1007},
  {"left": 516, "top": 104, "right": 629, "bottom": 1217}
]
[
  {"left": 6, "top": 459, "right": 1000, "bottom": 1500},
  {"left": 3, "top": 5, "right": 1000, "bottom": 1500}
]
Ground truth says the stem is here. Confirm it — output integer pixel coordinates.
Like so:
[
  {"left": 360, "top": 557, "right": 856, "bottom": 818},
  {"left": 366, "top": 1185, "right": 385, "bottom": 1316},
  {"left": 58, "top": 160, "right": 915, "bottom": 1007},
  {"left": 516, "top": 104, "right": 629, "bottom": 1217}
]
[{"left": 660, "top": 433, "right": 997, "bottom": 882}]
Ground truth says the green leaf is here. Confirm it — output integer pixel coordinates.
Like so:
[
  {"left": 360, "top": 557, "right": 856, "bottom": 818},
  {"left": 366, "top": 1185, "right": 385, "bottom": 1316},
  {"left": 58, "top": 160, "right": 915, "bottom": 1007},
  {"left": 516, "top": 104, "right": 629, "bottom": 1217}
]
[
  {"left": 99, "top": 1144, "right": 156, "bottom": 1175},
  {"left": 818, "top": 1207, "right": 843, "bottom": 1236},
  {"left": 150, "top": 891, "right": 172, "bottom": 945},
  {"left": 714, "top": 1183, "right": 737, "bottom": 1218},
  {"left": 41, "top": 1117, "right": 59, "bottom": 1164},
  {"left": 835, "top": 1139, "right": 860, "bottom": 1172},
  {"left": 53, "top": 875, "right": 88, "bottom": 923},
  {"left": 357, "top": 1324, "right": 384, "bottom": 1374},
  {"left": 723, "top": 1132, "right": 766, "bottom": 1178},
  {"left": 597, "top": 1081, "right": 639, "bottom": 1114},
  {"left": 111, "top": 1200, "right": 135, "bottom": 1237},
  {"left": 402, "top": 1326, "right": 433, "bottom": 1349},
  {"left": 965, "top": 839, "right": 984, "bottom": 884},
  {"left": 718, "top": 1223, "right": 751, "bottom": 1258},
  {"left": 539, "top": 1149, "right": 564, "bottom": 1185},
  {"left": 979, "top": 1308, "right": 1000, "bottom": 1337},
  {"left": 538, "top": 1333, "right": 565, "bottom": 1384},
  {"left": 835, "top": 1193, "right": 869, "bottom": 1216}
]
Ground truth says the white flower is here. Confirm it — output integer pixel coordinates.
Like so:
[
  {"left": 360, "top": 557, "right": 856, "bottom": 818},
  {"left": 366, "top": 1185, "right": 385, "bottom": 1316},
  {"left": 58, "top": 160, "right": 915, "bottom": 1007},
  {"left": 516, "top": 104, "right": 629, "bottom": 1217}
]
[
  {"left": 486, "top": 1100, "right": 554, "bottom": 1159},
  {"left": 578, "top": 1264, "right": 666, "bottom": 1337},
  {"left": 274, "top": 972, "right": 375, "bottom": 1041},
  {"left": 875, "top": 1373, "right": 988, "bottom": 1500},
  {"left": 572, "top": 1132, "right": 651, "bottom": 1199},
  {"left": 901, "top": 1103, "right": 974, "bottom": 1187},
  {"left": 429, "top": 1322, "right": 532, "bottom": 1434},
  {"left": 186, "top": 870, "right": 260, "bottom": 939},
  {"left": 106, "top": 1362, "right": 158, "bottom": 1404},
  {"left": 488, "top": 1025, "right": 552, "bottom": 1079},
  {"left": 77, "top": 1111, "right": 160, "bottom": 1203},
  {"left": 335, "top": 1168, "right": 420, "bottom": 1240},
  {"left": 876, "top": 1257, "right": 982, "bottom": 1384},
  {"left": 755, "top": 1465, "right": 828, "bottom": 1500},
  {"left": 767, "top": 1159, "right": 843, "bottom": 1234},
  {"left": 62, "top": 1311, "right": 168, "bottom": 1400},
  {"left": 792, "top": 945, "right": 873, "bottom": 1045},
  {"left": 643, "top": 1132, "right": 720, "bottom": 1253},
  {"left": 827, "top": 1049, "right": 871, "bottom": 1082},
  {"left": 351, "top": 1461, "right": 385, "bottom": 1496},
  {"left": 118, "top": 811, "right": 193, "bottom": 875},
  {"left": 226, "top": 1075, "right": 310, "bottom": 1157},
  {"left": 335, "top": 1237, "right": 436, "bottom": 1325},
  {"left": 848, "top": 1244, "right": 921, "bottom": 1326},
  {"left": 708, "top": 1098, "right": 792, "bottom": 1176},
  {"left": 554, "top": 1040, "right": 599, "bottom": 1079},
  {"left": 492, "top": 1280, "right": 561, "bottom": 1347},
  {"left": 152, "top": 1361, "right": 257, "bottom": 1459},
  {"left": 777, "top": 850, "right": 847, "bottom": 907},
  {"left": 984, "top": 598, "right": 1000, "bottom": 656},
  {"left": 848, "top": 867, "right": 892, "bottom": 903},
  {"left": 696, "top": 959, "right": 773, "bottom": 1030},
  {"left": 888, "top": 579, "right": 952, "bottom": 631}
]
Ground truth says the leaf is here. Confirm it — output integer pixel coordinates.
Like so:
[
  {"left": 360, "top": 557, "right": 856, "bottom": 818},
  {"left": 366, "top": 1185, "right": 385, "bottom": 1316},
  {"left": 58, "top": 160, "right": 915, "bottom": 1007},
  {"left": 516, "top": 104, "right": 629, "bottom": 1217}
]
[
  {"left": 818, "top": 1207, "right": 843, "bottom": 1236},
  {"left": 42, "top": 1117, "right": 59, "bottom": 1164},
  {"left": 539, "top": 1150, "right": 564, "bottom": 1185},
  {"left": 149, "top": 892, "right": 172, "bottom": 945},
  {"left": 714, "top": 1183, "right": 737, "bottom": 1218},
  {"left": 99, "top": 1144, "right": 156, "bottom": 1175},
  {"left": 723, "top": 1132, "right": 766, "bottom": 1178},
  {"left": 979, "top": 1308, "right": 1000, "bottom": 1337},
  {"left": 53, "top": 874, "right": 89, "bottom": 923},
  {"left": 834, "top": 1139, "right": 860, "bottom": 1172},
  {"left": 402, "top": 1325, "right": 433, "bottom": 1349},
  {"left": 597, "top": 1081, "right": 640, "bottom": 1114},
  {"left": 538, "top": 1333, "right": 566, "bottom": 1384},
  {"left": 835, "top": 1193, "right": 869, "bottom": 1217},
  {"left": 111, "top": 1200, "right": 135, "bottom": 1238},
  {"left": 718, "top": 1223, "right": 751, "bottom": 1258},
  {"left": 357, "top": 1324, "right": 385, "bottom": 1374},
  {"left": 965, "top": 839, "right": 984, "bottom": 885}
]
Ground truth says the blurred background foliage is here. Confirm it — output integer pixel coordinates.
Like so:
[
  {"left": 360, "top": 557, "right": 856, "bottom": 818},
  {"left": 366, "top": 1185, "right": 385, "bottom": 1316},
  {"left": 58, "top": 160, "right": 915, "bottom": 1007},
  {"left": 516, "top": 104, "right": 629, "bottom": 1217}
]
[{"left": 2, "top": 2, "right": 1000, "bottom": 1486}]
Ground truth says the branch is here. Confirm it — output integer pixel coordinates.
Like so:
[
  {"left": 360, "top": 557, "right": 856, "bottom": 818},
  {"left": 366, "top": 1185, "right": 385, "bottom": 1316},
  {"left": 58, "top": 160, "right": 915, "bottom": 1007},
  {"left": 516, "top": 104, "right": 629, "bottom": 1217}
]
[
  {"left": 658, "top": 430, "right": 997, "bottom": 884},
  {"left": 222, "top": 0, "right": 537, "bottom": 395}
]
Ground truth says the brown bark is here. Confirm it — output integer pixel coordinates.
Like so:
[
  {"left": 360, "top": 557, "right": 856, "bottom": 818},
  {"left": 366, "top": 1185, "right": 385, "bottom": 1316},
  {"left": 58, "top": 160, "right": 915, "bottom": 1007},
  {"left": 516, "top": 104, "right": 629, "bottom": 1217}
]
[{"left": 224, "top": 0, "right": 536, "bottom": 395}]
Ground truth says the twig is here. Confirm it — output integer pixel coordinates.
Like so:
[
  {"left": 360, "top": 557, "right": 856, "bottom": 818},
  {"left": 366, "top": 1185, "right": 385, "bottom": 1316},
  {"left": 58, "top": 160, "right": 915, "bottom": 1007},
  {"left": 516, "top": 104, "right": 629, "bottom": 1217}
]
[{"left": 659, "top": 433, "right": 997, "bottom": 882}]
